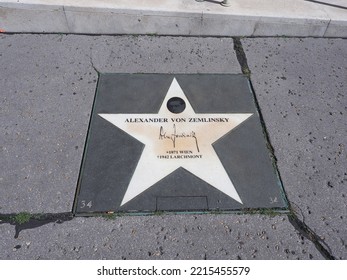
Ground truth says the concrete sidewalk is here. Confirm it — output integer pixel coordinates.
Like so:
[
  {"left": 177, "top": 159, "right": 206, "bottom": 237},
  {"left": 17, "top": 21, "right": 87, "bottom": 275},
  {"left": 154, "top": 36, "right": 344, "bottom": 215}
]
[
  {"left": 0, "top": 0, "right": 346, "bottom": 263},
  {"left": 0, "top": 0, "right": 347, "bottom": 37},
  {"left": 0, "top": 34, "right": 346, "bottom": 259}
]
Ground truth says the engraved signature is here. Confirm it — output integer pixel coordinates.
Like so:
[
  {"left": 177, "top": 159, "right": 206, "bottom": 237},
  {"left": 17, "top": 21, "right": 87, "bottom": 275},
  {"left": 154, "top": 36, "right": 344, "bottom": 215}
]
[{"left": 159, "top": 124, "right": 200, "bottom": 152}]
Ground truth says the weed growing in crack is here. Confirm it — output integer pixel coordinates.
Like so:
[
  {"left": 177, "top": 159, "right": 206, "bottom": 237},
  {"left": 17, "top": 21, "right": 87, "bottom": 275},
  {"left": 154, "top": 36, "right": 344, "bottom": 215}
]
[{"left": 13, "top": 212, "right": 32, "bottom": 225}]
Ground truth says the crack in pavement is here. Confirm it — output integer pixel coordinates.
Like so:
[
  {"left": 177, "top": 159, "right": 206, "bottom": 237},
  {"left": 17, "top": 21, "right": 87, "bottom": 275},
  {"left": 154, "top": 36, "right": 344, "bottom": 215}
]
[
  {"left": 288, "top": 212, "right": 335, "bottom": 259},
  {"left": 0, "top": 213, "right": 73, "bottom": 239}
]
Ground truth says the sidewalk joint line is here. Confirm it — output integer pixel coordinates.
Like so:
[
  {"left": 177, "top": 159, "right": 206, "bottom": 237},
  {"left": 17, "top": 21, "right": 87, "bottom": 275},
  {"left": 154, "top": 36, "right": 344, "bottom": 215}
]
[
  {"left": 323, "top": 19, "right": 332, "bottom": 38},
  {"left": 305, "top": 0, "right": 347, "bottom": 10},
  {"left": 62, "top": 6, "right": 71, "bottom": 33}
]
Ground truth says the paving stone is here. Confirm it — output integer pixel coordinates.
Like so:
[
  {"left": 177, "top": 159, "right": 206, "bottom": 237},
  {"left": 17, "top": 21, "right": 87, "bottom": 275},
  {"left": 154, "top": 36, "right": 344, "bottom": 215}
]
[
  {"left": 0, "top": 2, "right": 69, "bottom": 33},
  {"left": 0, "top": 215, "right": 323, "bottom": 260},
  {"left": 0, "top": 34, "right": 97, "bottom": 214},
  {"left": 322, "top": 3, "right": 347, "bottom": 37},
  {"left": 242, "top": 38, "right": 347, "bottom": 259},
  {"left": 90, "top": 35, "right": 240, "bottom": 74},
  {"left": 0, "top": 34, "right": 240, "bottom": 213}
]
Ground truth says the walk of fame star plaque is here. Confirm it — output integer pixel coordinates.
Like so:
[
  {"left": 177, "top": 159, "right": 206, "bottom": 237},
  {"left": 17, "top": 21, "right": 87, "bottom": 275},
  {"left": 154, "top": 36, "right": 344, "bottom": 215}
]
[{"left": 73, "top": 74, "right": 288, "bottom": 215}]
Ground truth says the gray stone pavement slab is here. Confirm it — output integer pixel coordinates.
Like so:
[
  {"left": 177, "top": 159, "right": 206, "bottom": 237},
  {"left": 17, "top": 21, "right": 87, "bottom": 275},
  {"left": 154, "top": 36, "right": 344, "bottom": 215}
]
[
  {"left": 242, "top": 38, "right": 347, "bottom": 259},
  {"left": 0, "top": 34, "right": 97, "bottom": 214},
  {"left": 0, "top": 34, "right": 240, "bottom": 214},
  {"left": 0, "top": 215, "right": 323, "bottom": 260}
]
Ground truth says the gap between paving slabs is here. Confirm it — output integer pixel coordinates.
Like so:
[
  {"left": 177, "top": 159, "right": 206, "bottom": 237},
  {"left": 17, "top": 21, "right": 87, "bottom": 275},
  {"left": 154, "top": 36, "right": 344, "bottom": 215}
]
[{"left": 0, "top": 35, "right": 335, "bottom": 260}]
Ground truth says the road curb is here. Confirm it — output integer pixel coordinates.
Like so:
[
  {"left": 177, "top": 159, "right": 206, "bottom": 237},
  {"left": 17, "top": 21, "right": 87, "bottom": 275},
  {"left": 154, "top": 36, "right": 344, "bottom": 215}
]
[{"left": 0, "top": 0, "right": 346, "bottom": 37}]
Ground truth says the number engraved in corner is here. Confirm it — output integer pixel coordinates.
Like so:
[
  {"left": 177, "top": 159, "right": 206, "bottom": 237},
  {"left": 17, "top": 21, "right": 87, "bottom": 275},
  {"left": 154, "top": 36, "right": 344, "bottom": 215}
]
[{"left": 80, "top": 200, "right": 93, "bottom": 209}]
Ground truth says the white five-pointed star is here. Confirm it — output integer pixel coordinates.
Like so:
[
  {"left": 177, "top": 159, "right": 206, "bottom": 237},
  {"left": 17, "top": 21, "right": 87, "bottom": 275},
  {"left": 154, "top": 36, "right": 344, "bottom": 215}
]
[{"left": 99, "top": 78, "right": 252, "bottom": 206}]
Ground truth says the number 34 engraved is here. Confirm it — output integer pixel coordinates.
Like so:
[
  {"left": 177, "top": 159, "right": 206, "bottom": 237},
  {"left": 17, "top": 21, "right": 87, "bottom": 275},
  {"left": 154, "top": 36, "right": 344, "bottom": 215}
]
[{"left": 80, "top": 200, "right": 93, "bottom": 209}]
